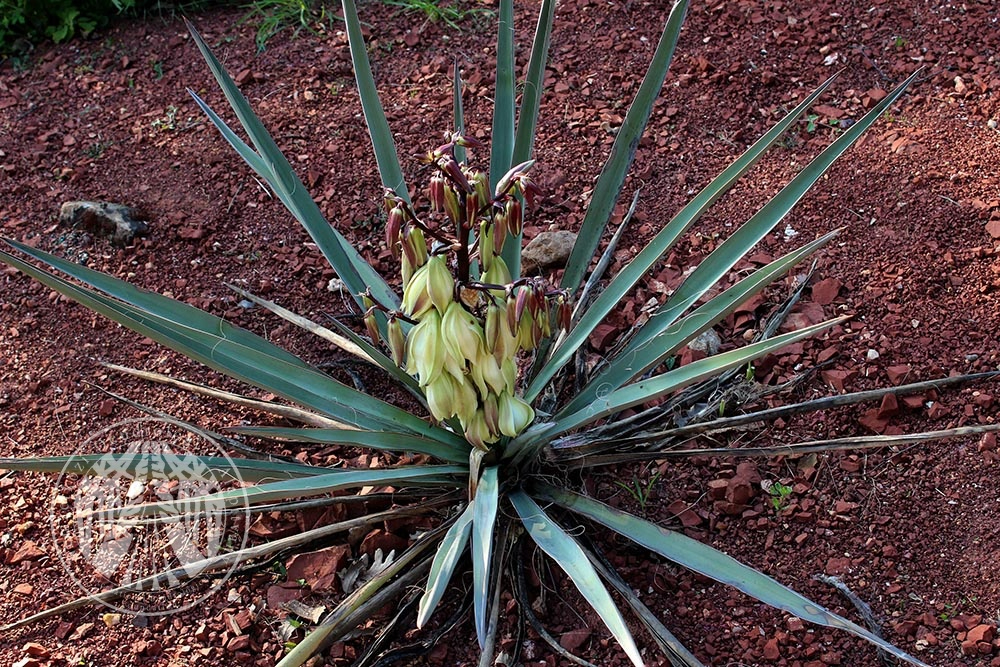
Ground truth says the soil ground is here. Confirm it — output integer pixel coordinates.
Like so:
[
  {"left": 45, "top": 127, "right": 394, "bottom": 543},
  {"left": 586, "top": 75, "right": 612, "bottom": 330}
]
[{"left": 1, "top": 1, "right": 999, "bottom": 666}]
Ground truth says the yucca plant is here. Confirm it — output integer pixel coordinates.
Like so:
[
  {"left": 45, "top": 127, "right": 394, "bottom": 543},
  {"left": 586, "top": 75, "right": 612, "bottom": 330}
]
[{"left": 3, "top": 1, "right": 987, "bottom": 665}]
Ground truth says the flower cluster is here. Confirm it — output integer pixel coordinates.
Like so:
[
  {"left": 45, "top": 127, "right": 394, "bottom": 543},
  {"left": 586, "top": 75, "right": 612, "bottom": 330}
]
[{"left": 366, "top": 135, "right": 570, "bottom": 450}]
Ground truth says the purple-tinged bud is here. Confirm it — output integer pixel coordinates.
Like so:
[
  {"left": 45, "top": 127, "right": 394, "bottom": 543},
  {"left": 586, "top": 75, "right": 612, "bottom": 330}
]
[
  {"left": 453, "top": 134, "right": 484, "bottom": 149},
  {"left": 439, "top": 157, "right": 472, "bottom": 193},
  {"left": 429, "top": 173, "right": 446, "bottom": 212},
  {"left": 557, "top": 295, "right": 572, "bottom": 332},
  {"left": 385, "top": 205, "right": 404, "bottom": 258},
  {"left": 443, "top": 183, "right": 462, "bottom": 225},
  {"left": 387, "top": 315, "right": 406, "bottom": 367},
  {"left": 494, "top": 159, "right": 535, "bottom": 199},
  {"left": 363, "top": 308, "right": 380, "bottom": 345},
  {"left": 518, "top": 176, "right": 541, "bottom": 209},
  {"left": 505, "top": 198, "right": 523, "bottom": 237}
]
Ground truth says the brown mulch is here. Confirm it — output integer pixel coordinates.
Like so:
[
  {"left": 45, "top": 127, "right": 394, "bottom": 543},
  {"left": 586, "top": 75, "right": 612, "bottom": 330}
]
[{"left": 1, "top": 1, "right": 999, "bottom": 666}]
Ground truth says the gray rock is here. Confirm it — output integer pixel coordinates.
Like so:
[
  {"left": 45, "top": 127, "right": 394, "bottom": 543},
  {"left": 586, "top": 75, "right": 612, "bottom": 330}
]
[
  {"left": 687, "top": 328, "right": 722, "bottom": 356},
  {"left": 59, "top": 201, "right": 149, "bottom": 246},
  {"left": 520, "top": 230, "right": 577, "bottom": 274}
]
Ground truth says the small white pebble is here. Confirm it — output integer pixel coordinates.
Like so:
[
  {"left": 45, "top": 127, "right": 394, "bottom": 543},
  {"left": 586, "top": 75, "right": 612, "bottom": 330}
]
[{"left": 866, "top": 349, "right": 880, "bottom": 361}]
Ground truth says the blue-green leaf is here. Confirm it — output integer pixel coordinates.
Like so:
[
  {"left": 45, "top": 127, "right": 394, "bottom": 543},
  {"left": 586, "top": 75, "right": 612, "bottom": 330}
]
[
  {"left": 226, "top": 426, "right": 469, "bottom": 464},
  {"left": 511, "top": 490, "right": 643, "bottom": 667},
  {"left": 558, "top": 0, "right": 688, "bottom": 295},
  {"left": 417, "top": 503, "right": 474, "bottom": 627},
  {"left": 538, "top": 486, "right": 930, "bottom": 667},
  {"left": 472, "top": 466, "right": 500, "bottom": 649},
  {"left": 526, "top": 72, "right": 836, "bottom": 402}
]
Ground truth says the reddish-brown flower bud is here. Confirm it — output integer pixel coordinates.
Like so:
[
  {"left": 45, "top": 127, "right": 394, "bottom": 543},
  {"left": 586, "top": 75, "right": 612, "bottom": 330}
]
[
  {"left": 494, "top": 159, "right": 534, "bottom": 199},
  {"left": 385, "top": 205, "right": 404, "bottom": 258},
  {"left": 429, "top": 173, "right": 446, "bottom": 212},
  {"left": 438, "top": 156, "right": 472, "bottom": 193},
  {"left": 505, "top": 197, "right": 523, "bottom": 237}
]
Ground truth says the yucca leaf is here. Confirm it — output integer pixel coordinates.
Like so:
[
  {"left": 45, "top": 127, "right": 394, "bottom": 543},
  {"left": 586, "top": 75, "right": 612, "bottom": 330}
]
[
  {"left": 538, "top": 486, "right": 930, "bottom": 667},
  {"left": 472, "top": 466, "right": 500, "bottom": 649},
  {"left": 510, "top": 490, "right": 643, "bottom": 667},
  {"left": 323, "top": 317, "right": 426, "bottom": 399},
  {"left": 585, "top": 544, "right": 705, "bottom": 667},
  {"left": 417, "top": 503, "right": 474, "bottom": 627},
  {"left": 0, "top": 244, "right": 458, "bottom": 443},
  {"left": 103, "top": 363, "right": 347, "bottom": 429},
  {"left": 507, "top": 319, "right": 843, "bottom": 454},
  {"left": 341, "top": 0, "right": 410, "bottom": 203},
  {"left": 0, "top": 453, "right": 327, "bottom": 483},
  {"left": 503, "top": 0, "right": 555, "bottom": 279},
  {"left": 560, "top": 230, "right": 839, "bottom": 415},
  {"left": 511, "top": 0, "right": 555, "bottom": 167},
  {"left": 619, "top": 68, "right": 921, "bottom": 358},
  {"left": 526, "top": 73, "right": 836, "bottom": 402},
  {"left": 558, "top": 0, "right": 688, "bottom": 296},
  {"left": 226, "top": 426, "right": 469, "bottom": 464},
  {"left": 278, "top": 532, "right": 439, "bottom": 667},
  {"left": 489, "top": 0, "right": 515, "bottom": 193},
  {"left": 89, "top": 465, "right": 465, "bottom": 519},
  {"left": 186, "top": 20, "right": 397, "bottom": 310}
]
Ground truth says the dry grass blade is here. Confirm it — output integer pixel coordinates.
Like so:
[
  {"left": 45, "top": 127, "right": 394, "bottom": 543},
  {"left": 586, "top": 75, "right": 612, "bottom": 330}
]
[{"left": 103, "top": 362, "right": 350, "bottom": 428}]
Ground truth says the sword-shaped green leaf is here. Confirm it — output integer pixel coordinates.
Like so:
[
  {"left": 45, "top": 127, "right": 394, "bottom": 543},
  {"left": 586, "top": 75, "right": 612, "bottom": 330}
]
[
  {"left": 90, "top": 465, "right": 465, "bottom": 518},
  {"left": 417, "top": 503, "right": 474, "bottom": 627},
  {"left": 526, "top": 72, "right": 836, "bottom": 402},
  {"left": 538, "top": 486, "right": 930, "bottom": 667},
  {"left": 186, "top": 19, "right": 397, "bottom": 309},
  {"left": 489, "top": 0, "right": 515, "bottom": 194},
  {"left": 340, "top": 0, "right": 410, "bottom": 203},
  {"left": 472, "top": 466, "right": 500, "bottom": 648},
  {"left": 0, "top": 243, "right": 460, "bottom": 444},
  {"left": 510, "top": 490, "right": 643, "bottom": 667},
  {"left": 226, "top": 426, "right": 468, "bottom": 463},
  {"left": 0, "top": 453, "right": 328, "bottom": 483},
  {"left": 508, "top": 319, "right": 842, "bottom": 454},
  {"left": 503, "top": 0, "right": 555, "bottom": 279},
  {"left": 618, "top": 68, "right": 921, "bottom": 358},
  {"left": 558, "top": 0, "right": 688, "bottom": 296},
  {"left": 560, "top": 231, "right": 839, "bottom": 415}
]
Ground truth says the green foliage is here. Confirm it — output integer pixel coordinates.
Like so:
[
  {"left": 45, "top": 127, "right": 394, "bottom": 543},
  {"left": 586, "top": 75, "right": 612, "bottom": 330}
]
[
  {"left": 0, "top": 0, "right": 223, "bottom": 57},
  {"left": 381, "top": 0, "right": 490, "bottom": 31},
  {"left": 240, "top": 0, "right": 336, "bottom": 53},
  {"left": 0, "top": 0, "right": 943, "bottom": 666},
  {"left": 763, "top": 479, "right": 794, "bottom": 511}
]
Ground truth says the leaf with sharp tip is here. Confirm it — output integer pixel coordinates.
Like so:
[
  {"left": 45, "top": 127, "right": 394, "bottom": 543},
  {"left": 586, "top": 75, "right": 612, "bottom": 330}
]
[
  {"left": 526, "top": 70, "right": 836, "bottom": 403},
  {"left": 185, "top": 19, "right": 397, "bottom": 310},
  {"left": 340, "top": 0, "right": 410, "bottom": 203},
  {"left": 453, "top": 58, "right": 466, "bottom": 165},
  {"left": 0, "top": 454, "right": 328, "bottom": 483},
  {"left": 538, "top": 486, "right": 930, "bottom": 667},
  {"left": 618, "top": 68, "right": 922, "bottom": 359},
  {"left": 489, "top": 0, "right": 515, "bottom": 194},
  {"left": 553, "top": 319, "right": 842, "bottom": 430},
  {"left": 510, "top": 490, "right": 644, "bottom": 667},
  {"left": 558, "top": 0, "right": 688, "bottom": 296},
  {"left": 0, "top": 243, "right": 460, "bottom": 445},
  {"left": 225, "top": 426, "right": 469, "bottom": 464},
  {"left": 91, "top": 465, "right": 466, "bottom": 518},
  {"left": 503, "top": 0, "right": 555, "bottom": 279},
  {"left": 417, "top": 503, "right": 474, "bottom": 627},
  {"left": 472, "top": 466, "right": 499, "bottom": 649},
  {"left": 559, "top": 230, "right": 840, "bottom": 415}
]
